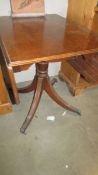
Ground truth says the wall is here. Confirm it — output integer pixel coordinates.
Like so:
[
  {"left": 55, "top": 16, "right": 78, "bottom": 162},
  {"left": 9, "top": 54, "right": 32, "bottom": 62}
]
[{"left": 0, "top": 0, "right": 68, "bottom": 83}]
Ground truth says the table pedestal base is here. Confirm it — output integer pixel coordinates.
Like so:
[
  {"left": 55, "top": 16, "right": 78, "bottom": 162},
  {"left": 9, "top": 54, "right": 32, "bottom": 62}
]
[{"left": 18, "top": 62, "right": 81, "bottom": 133}]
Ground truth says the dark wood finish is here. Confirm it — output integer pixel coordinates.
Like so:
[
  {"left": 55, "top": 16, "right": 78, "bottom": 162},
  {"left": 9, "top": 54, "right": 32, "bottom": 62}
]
[
  {"left": 1, "top": 14, "right": 98, "bottom": 131},
  {"left": 0, "top": 65, "right": 12, "bottom": 114},
  {"left": 0, "top": 15, "right": 98, "bottom": 68},
  {"left": 18, "top": 76, "right": 37, "bottom": 93},
  {"left": 20, "top": 62, "right": 80, "bottom": 133}
]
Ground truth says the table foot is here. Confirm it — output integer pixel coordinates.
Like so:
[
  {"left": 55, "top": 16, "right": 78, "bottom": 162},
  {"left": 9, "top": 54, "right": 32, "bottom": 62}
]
[
  {"left": 20, "top": 118, "right": 30, "bottom": 134},
  {"left": 75, "top": 109, "right": 81, "bottom": 115},
  {"left": 45, "top": 78, "right": 81, "bottom": 115},
  {"left": 20, "top": 127, "right": 26, "bottom": 134},
  {"left": 20, "top": 77, "right": 43, "bottom": 132},
  {"left": 20, "top": 62, "right": 81, "bottom": 133}
]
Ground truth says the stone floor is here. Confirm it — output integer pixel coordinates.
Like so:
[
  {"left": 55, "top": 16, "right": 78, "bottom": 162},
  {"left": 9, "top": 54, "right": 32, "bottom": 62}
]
[{"left": 0, "top": 78, "right": 98, "bottom": 175}]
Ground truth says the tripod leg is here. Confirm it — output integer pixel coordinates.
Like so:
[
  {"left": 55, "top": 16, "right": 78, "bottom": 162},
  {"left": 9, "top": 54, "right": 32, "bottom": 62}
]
[
  {"left": 18, "top": 77, "right": 37, "bottom": 93},
  {"left": 45, "top": 79, "right": 81, "bottom": 115},
  {"left": 20, "top": 77, "right": 43, "bottom": 133}
]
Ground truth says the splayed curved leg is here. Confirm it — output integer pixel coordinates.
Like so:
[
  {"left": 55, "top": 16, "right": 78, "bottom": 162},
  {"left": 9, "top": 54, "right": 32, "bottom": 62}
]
[
  {"left": 20, "top": 77, "right": 43, "bottom": 133},
  {"left": 45, "top": 78, "right": 81, "bottom": 115},
  {"left": 18, "top": 77, "right": 37, "bottom": 93},
  {"left": 20, "top": 62, "right": 81, "bottom": 134}
]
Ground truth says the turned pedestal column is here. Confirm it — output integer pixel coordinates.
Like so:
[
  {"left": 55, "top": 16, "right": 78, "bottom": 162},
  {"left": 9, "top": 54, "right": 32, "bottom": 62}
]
[{"left": 18, "top": 62, "right": 81, "bottom": 133}]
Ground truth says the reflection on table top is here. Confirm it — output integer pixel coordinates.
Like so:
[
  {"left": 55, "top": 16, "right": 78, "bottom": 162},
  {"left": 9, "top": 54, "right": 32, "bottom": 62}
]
[{"left": 0, "top": 14, "right": 98, "bottom": 67}]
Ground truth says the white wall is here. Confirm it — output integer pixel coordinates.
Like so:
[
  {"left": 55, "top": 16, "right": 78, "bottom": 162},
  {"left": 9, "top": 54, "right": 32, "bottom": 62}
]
[
  {"left": 0, "top": 0, "right": 68, "bottom": 83},
  {"left": 0, "top": 0, "right": 11, "bottom": 16}
]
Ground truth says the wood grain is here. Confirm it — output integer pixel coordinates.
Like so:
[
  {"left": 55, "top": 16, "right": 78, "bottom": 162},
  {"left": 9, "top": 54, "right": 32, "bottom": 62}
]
[
  {"left": 67, "top": 0, "right": 98, "bottom": 30},
  {"left": 0, "top": 15, "right": 98, "bottom": 68},
  {"left": 91, "top": 13, "right": 98, "bottom": 33},
  {"left": 0, "top": 47, "right": 20, "bottom": 104},
  {"left": 68, "top": 56, "right": 98, "bottom": 83},
  {"left": 60, "top": 0, "right": 98, "bottom": 96},
  {"left": 0, "top": 66, "right": 12, "bottom": 114},
  {"left": 95, "top": 6, "right": 98, "bottom": 12}
]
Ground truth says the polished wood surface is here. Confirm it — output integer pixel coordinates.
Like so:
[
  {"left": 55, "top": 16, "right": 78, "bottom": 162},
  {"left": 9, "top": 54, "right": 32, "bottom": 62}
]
[
  {"left": 1, "top": 14, "right": 98, "bottom": 132},
  {"left": 0, "top": 15, "right": 98, "bottom": 67},
  {"left": 92, "top": 13, "right": 98, "bottom": 34},
  {"left": 0, "top": 48, "right": 19, "bottom": 104},
  {"left": 67, "top": 0, "right": 97, "bottom": 29},
  {"left": 19, "top": 62, "right": 80, "bottom": 133},
  {"left": 95, "top": 6, "right": 98, "bottom": 12},
  {"left": 0, "top": 66, "right": 12, "bottom": 114},
  {"left": 60, "top": 1, "right": 98, "bottom": 96}
]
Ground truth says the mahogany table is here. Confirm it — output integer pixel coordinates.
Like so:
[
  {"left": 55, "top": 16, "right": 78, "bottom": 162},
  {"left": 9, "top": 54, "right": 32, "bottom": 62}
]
[{"left": 0, "top": 14, "right": 98, "bottom": 133}]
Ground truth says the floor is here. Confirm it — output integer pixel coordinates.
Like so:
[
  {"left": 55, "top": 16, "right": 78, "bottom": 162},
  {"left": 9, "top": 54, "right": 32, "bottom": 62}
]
[{"left": 0, "top": 78, "right": 98, "bottom": 175}]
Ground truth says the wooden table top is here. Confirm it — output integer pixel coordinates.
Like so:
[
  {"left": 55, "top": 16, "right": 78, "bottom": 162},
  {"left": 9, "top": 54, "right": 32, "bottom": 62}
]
[{"left": 0, "top": 14, "right": 98, "bottom": 67}]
